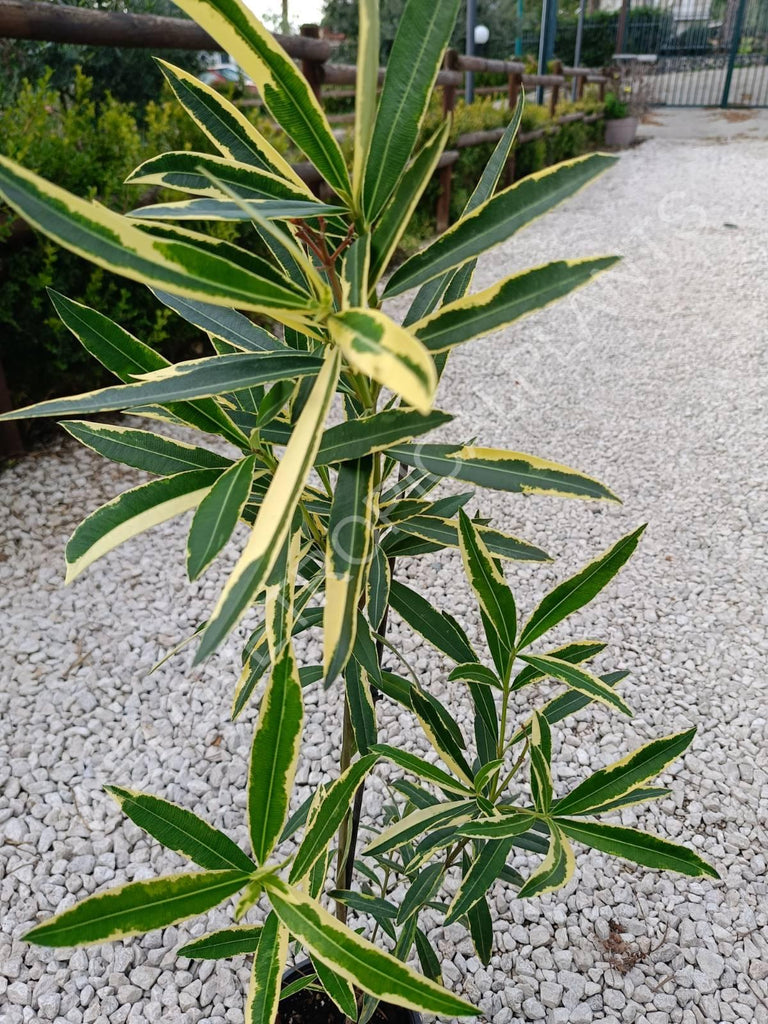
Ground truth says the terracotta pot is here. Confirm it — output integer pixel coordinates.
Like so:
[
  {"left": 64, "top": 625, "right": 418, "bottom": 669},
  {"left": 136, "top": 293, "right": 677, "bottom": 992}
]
[
  {"left": 281, "top": 960, "right": 421, "bottom": 1024},
  {"left": 604, "top": 116, "right": 638, "bottom": 149}
]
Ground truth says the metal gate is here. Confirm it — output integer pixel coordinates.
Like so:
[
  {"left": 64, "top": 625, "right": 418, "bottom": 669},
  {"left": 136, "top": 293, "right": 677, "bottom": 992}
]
[{"left": 629, "top": 0, "right": 768, "bottom": 107}]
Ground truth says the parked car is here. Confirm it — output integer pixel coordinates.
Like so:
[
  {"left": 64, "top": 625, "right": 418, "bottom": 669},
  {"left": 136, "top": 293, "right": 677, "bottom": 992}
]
[{"left": 198, "top": 63, "right": 255, "bottom": 91}]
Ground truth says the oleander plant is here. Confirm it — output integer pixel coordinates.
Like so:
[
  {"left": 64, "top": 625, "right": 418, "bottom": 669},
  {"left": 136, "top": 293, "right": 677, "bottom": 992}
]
[{"left": 0, "top": 0, "right": 717, "bottom": 1020}]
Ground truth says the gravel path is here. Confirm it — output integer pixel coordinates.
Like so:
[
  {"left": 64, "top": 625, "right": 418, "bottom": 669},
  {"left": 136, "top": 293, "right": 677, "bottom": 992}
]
[{"left": 2, "top": 127, "right": 767, "bottom": 1024}]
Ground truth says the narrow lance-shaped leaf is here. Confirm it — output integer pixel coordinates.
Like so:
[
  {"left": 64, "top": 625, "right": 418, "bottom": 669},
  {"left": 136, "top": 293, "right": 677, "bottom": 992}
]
[
  {"left": 342, "top": 233, "right": 370, "bottom": 309},
  {"left": 362, "top": 0, "right": 462, "bottom": 220},
  {"left": 345, "top": 659, "right": 378, "bottom": 755},
  {"left": 397, "top": 862, "right": 443, "bottom": 925},
  {"left": 63, "top": 421, "right": 233, "bottom": 477},
  {"left": 364, "top": 801, "right": 475, "bottom": 858},
  {"left": 388, "top": 579, "right": 477, "bottom": 664},
  {"left": 445, "top": 839, "right": 515, "bottom": 924},
  {"left": 171, "top": 0, "right": 350, "bottom": 198},
  {"left": 156, "top": 59, "right": 306, "bottom": 186},
  {"left": 314, "top": 960, "right": 358, "bottom": 1020},
  {"left": 458, "top": 509, "right": 517, "bottom": 652},
  {"left": 556, "top": 819, "right": 719, "bottom": 879},
  {"left": 369, "top": 122, "right": 450, "bottom": 285},
  {"left": 529, "top": 713, "right": 553, "bottom": 814},
  {"left": 130, "top": 196, "right": 345, "bottom": 222},
  {"left": 369, "top": 744, "right": 475, "bottom": 797},
  {"left": 290, "top": 754, "right": 378, "bottom": 883},
  {"left": 388, "top": 443, "right": 619, "bottom": 502},
  {"left": 324, "top": 456, "right": 376, "bottom": 684},
  {"left": 352, "top": 0, "right": 380, "bottom": 195},
  {"left": 248, "top": 644, "right": 304, "bottom": 864},
  {"left": 244, "top": 912, "right": 289, "bottom": 1024},
  {"left": 328, "top": 309, "right": 436, "bottom": 415},
  {"left": 65, "top": 469, "right": 222, "bottom": 584},
  {"left": 388, "top": 514, "right": 550, "bottom": 563},
  {"left": 405, "top": 92, "right": 526, "bottom": 326},
  {"left": 519, "top": 525, "right": 645, "bottom": 648},
  {"left": 25, "top": 870, "right": 249, "bottom": 948},
  {"left": 105, "top": 787, "right": 254, "bottom": 873},
  {"left": 179, "top": 925, "right": 263, "bottom": 960},
  {"left": 127, "top": 150, "right": 317, "bottom": 204},
  {"left": 467, "top": 894, "right": 494, "bottom": 966},
  {"left": 48, "top": 290, "right": 248, "bottom": 447},
  {"left": 264, "top": 877, "right": 481, "bottom": 1017},
  {"left": 153, "top": 290, "right": 283, "bottom": 353},
  {"left": 0, "top": 156, "right": 319, "bottom": 317},
  {"left": 187, "top": 455, "right": 256, "bottom": 580},
  {"left": 519, "top": 654, "right": 633, "bottom": 718},
  {"left": 517, "top": 823, "right": 575, "bottom": 899},
  {"left": 413, "top": 257, "right": 620, "bottom": 353},
  {"left": 0, "top": 351, "right": 324, "bottom": 422},
  {"left": 366, "top": 544, "right": 391, "bottom": 633},
  {"left": 553, "top": 729, "right": 696, "bottom": 817},
  {"left": 512, "top": 639, "right": 606, "bottom": 691},
  {"left": 315, "top": 408, "right": 452, "bottom": 467},
  {"left": 509, "top": 670, "right": 629, "bottom": 745},
  {"left": 409, "top": 686, "right": 475, "bottom": 787},
  {"left": 195, "top": 348, "right": 340, "bottom": 662},
  {"left": 385, "top": 153, "right": 618, "bottom": 297}
]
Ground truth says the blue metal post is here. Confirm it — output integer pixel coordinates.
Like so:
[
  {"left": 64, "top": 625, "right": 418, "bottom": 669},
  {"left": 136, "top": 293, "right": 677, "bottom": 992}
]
[
  {"left": 721, "top": 0, "right": 750, "bottom": 108},
  {"left": 515, "top": 0, "right": 523, "bottom": 57},
  {"left": 537, "top": 0, "right": 558, "bottom": 104}
]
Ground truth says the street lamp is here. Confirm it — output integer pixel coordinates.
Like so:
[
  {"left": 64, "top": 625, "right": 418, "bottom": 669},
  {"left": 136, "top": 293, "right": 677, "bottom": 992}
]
[{"left": 466, "top": 2, "right": 490, "bottom": 104}]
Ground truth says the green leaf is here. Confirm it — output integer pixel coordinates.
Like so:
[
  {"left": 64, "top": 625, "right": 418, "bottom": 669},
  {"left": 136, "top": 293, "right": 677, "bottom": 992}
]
[
  {"left": 328, "top": 890, "right": 398, "bottom": 940},
  {"left": 156, "top": 59, "right": 305, "bottom": 183},
  {"left": 509, "top": 670, "right": 629, "bottom": 745},
  {"left": 517, "top": 823, "right": 575, "bottom": 899},
  {"left": 569, "top": 787, "right": 670, "bottom": 817},
  {"left": 316, "top": 408, "right": 452, "bottom": 467},
  {"left": 512, "top": 640, "right": 606, "bottom": 691},
  {"left": 445, "top": 839, "right": 514, "bottom": 924},
  {"left": 290, "top": 755, "right": 378, "bottom": 883},
  {"left": 364, "top": 801, "right": 475, "bottom": 858},
  {"left": 369, "top": 744, "right": 474, "bottom": 797},
  {"left": 410, "top": 686, "right": 474, "bottom": 787},
  {"left": 196, "top": 349, "right": 340, "bottom": 662},
  {"left": 130, "top": 196, "right": 344, "bottom": 222},
  {"left": 63, "top": 421, "right": 233, "bottom": 476},
  {"left": 529, "top": 713, "right": 553, "bottom": 814},
  {"left": 324, "top": 456, "right": 376, "bottom": 684},
  {"left": 385, "top": 153, "right": 617, "bottom": 297},
  {"left": 352, "top": 0, "right": 380, "bottom": 195},
  {"left": 105, "top": 787, "right": 254, "bottom": 873},
  {"left": 389, "top": 443, "right": 619, "bottom": 502},
  {"left": 25, "top": 870, "right": 249, "bottom": 947},
  {"left": 405, "top": 93, "right": 525, "bottom": 325},
  {"left": 366, "top": 545, "right": 391, "bottom": 633},
  {"left": 413, "top": 257, "right": 620, "bottom": 352},
  {"left": 414, "top": 927, "right": 441, "bottom": 982},
  {"left": 265, "top": 878, "right": 480, "bottom": 1017},
  {"left": 313, "top": 958, "right": 358, "bottom": 1019},
  {"left": 458, "top": 509, "right": 517, "bottom": 652},
  {"left": 342, "top": 234, "right": 370, "bottom": 308},
  {"left": 397, "top": 862, "right": 443, "bottom": 925},
  {"left": 467, "top": 894, "right": 494, "bottom": 965},
  {"left": 328, "top": 309, "right": 436, "bottom": 415},
  {"left": 154, "top": 290, "right": 283, "bottom": 352},
  {"left": 519, "top": 654, "right": 632, "bottom": 718},
  {"left": 0, "top": 156, "right": 317, "bottom": 317},
  {"left": 369, "top": 122, "right": 450, "bottom": 284},
  {"left": 553, "top": 729, "right": 696, "bottom": 817},
  {"left": 187, "top": 455, "right": 256, "bottom": 580},
  {"left": 388, "top": 579, "right": 477, "bottom": 664},
  {"left": 556, "top": 819, "right": 719, "bottom": 878},
  {"left": 65, "top": 469, "right": 222, "bottom": 583},
  {"left": 519, "top": 526, "right": 646, "bottom": 648},
  {"left": 171, "top": 0, "right": 350, "bottom": 198},
  {"left": 456, "top": 811, "right": 535, "bottom": 840},
  {"left": 248, "top": 645, "right": 304, "bottom": 864},
  {"left": 48, "top": 290, "right": 247, "bottom": 446},
  {"left": 178, "top": 925, "right": 262, "bottom": 960},
  {"left": 362, "top": 0, "right": 461, "bottom": 220},
  {"left": 127, "top": 150, "right": 316, "bottom": 205},
  {"left": 388, "top": 515, "right": 550, "bottom": 563},
  {"left": 449, "top": 663, "right": 501, "bottom": 689},
  {"left": 244, "top": 911, "right": 289, "bottom": 1024},
  {"left": 1, "top": 352, "right": 324, "bottom": 422},
  {"left": 345, "top": 660, "right": 378, "bottom": 755}
]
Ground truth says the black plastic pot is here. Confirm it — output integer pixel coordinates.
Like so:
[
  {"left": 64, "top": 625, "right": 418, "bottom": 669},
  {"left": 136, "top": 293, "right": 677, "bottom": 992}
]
[{"left": 281, "top": 960, "right": 421, "bottom": 1024}]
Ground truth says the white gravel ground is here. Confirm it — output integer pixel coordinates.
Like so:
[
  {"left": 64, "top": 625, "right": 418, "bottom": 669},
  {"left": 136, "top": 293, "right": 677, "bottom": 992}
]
[{"left": 2, "top": 127, "right": 767, "bottom": 1024}]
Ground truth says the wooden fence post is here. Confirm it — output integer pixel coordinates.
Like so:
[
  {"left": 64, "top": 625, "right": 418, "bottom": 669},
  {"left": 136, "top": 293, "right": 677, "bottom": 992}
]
[
  {"left": 300, "top": 23, "right": 323, "bottom": 102},
  {"left": 549, "top": 60, "right": 563, "bottom": 117},
  {"left": 577, "top": 71, "right": 586, "bottom": 100},
  {"left": 508, "top": 69, "right": 522, "bottom": 111},
  {"left": 436, "top": 49, "right": 459, "bottom": 234}
]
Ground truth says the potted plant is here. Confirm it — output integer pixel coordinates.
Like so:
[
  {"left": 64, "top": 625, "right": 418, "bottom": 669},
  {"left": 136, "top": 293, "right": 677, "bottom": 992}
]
[
  {"left": 0, "top": 0, "right": 717, "bottom": 1021},
  {"left": 603, "top": 87, "right": 639, "bottom": 148}
]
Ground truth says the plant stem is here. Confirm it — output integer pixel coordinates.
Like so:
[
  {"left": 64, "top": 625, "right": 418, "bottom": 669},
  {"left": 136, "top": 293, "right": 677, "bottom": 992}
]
[{"left": 334, "top": 698, "right": 356, "bottom": 925}]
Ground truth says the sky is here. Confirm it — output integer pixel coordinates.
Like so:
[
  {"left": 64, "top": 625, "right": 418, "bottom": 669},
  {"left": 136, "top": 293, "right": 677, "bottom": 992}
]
[{"left": 244, "top": 0, "right": 325, "bottom": 29}]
